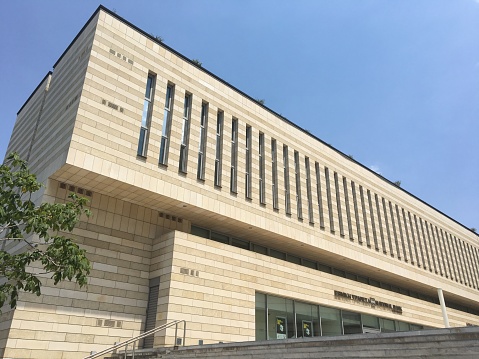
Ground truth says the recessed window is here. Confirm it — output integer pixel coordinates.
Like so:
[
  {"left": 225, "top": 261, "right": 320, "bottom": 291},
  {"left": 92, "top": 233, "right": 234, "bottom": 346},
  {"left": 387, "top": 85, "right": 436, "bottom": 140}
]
[
  {"left": 245, "top": 125, "right": 252, "bottom": 199},
  {"left": 214, "top": 111, "right": 224, "bottom": 187},
  {"left": 159, "top": 84, "right": 174, "bottom": 165},
  {"left": 197, "top": 102, "right": 208, "bottom": 180},
  {"left": 294, "top": 151, "right": 302, "bottom": 220},
  {"left": 230, "top": 118, "right": 238, "bottom": 193},
  {"left": 271, "top": 139, "right": 279, "bottom": 209},
  {"left": 259, "top": 132, "right": 266, "bottom": 204},
  {"left": 283, "top": 145, "right": 291, "bottom": 215},
  {"left": 179, "top": 93, "right": 192, "bottom": 173},
  {"left": 137, "top": 74, "right": 155, "bottom": 157}
]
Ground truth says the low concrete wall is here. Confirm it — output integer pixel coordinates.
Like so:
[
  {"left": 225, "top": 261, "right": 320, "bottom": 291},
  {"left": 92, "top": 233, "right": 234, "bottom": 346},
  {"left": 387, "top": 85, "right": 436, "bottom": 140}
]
[{"left": 161, "top": 326, "right": 479, "bottom": 359}]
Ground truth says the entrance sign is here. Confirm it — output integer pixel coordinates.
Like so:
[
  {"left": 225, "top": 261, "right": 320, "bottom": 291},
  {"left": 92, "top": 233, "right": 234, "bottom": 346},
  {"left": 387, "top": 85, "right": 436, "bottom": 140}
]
[{"left": 334, "top": 290, "right": 403, "bottom": 314}]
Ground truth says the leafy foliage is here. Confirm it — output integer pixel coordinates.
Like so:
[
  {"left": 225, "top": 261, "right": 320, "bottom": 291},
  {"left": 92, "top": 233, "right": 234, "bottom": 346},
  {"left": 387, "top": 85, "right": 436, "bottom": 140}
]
[{"left": 0, "top": 153, "right": 91, "bottom": 310}]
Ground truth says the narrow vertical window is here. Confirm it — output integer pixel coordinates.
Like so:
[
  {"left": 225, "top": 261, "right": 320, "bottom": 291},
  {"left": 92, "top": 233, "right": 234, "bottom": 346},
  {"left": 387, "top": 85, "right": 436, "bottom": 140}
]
[
  {"left": 334, "top": 172, "right": 344, "bottom": 237},
  {"left": 436, "top": 228, "right": 449, "bottom": 278},
  {"left": 137, "top": 74, "right": 155, "bottom": 157},
  {"left": 360, "top": 186, "right": 370, "bottom": 247},
  {"left": 389, "top": 202, "right": 400, "bottom": 259},
  {"left": 343, "top": 177, "right": 353, "bottom": 240},
  {"left": 396, "top": 205, "right": 408, "bottom": 262},
  {"left": 271, "top": 139, "right": 279, "bottom": 209},
  {"left": 159, "top": 84, "right": 174, "bottom": 165},
  {"left": 382, "top": 198, "right": 393, "bottom": 256},
  {"left": 315, "top": 162, "right": 325, "bottom": 229},
  {"left": 445, "top": 232, "right": 457, "bottom": 281},
  {"left": 351, "top": 181, "right": 362, "bottom": 244},
  {"left": 230, "top": 118, "right": 238, "bottom": 193},
  {"left": 408, "top": 212, "right": 420, "bottom": 266},
  {"left": 413, "top": 215, "right": 425, "bottom": 268},
  {"left": 442, "top": 231, "right": 455, "bottom": 280},
  {"left": 402, "top": 209, "right": 414, "bottom": 264},
  {"left": 449, "top": 234, "right": 466, "bottom": 284},
  {"left": 425, "top": 221, "right": 437, "bottom": 273},
  {"left": 259, "top": 132, "right": 266, "bottom": 204},
  {"left": 245, "top": 125, "right": 252, "bottom": 199},
  {"left": 374, "top": 194, "right": 386, "bottom": 253},
  {"left": 439, "top": 229, "right": 452, "bottom": 279},
  {"left": 419, "top": 218, "right": 431, "bottom": 271},
  {"left": 294, "top": 151, "right": 302, "bottom": 219},
  {"left": 197, "top": 102, "right": 208, "bottom": 180},
  {"left": 179, "top": 93, "right": 192, "bottom": 173},
  {"left": 367, "top": 190, "right": 379, "bottom": 250},
  {"left": 214, "top": 110, "right": 224, "bottom": 187},
  {"left": 324, "top": 167, "right": 334, "bottom": 233},
  {"left": 283, "top": 145, "right": 291, "bottom": 215},
  {"left": 305, "top": 157, "right": 314, "bottom": 224}
]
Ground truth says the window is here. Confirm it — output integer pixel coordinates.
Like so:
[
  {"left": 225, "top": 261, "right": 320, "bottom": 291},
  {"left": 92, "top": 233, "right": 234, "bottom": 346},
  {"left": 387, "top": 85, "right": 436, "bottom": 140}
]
[
  {"left": 324, "top": 167, "right": 334, "bottom": 233},
  {"left": 179, "top": 93, "right": 192, "bottom": 173},
  {"left": 334, "top": 172, "right": 344, "bottom": 237},
  {"left": 294, "top": 151, "right": 302, "bottom": 219},
  {"left": 137, "top": 74, "right": 155, "bottom": 157},
  {"left": 283, "top": 145, "right": 291, "bottom": 214},
  {"left": 197, "top": 102, "right": 208, "bottom": 180},
  {"left": 214, "top": 111, "right": 224, "bottom": 187},
  {"left": 315, "top": 162, "right": 325, "bottom": 229},
  {"left": 305, "top": 157, "right": 314, "bottom": 224},
  {"left": 159, "top": 84, "right": 174, "bottom": 165},
  {"left": 259, "top": 132, "right": 266, "bottom": 204},
  {"left": 245, "top": 125, "right": 252, "bottom": 199},
  {"left": 271, "top": 139, "right": 279, "bottom": 209},
  {"left": 230, "top": 118, "right": 238, "bottom": 193}
]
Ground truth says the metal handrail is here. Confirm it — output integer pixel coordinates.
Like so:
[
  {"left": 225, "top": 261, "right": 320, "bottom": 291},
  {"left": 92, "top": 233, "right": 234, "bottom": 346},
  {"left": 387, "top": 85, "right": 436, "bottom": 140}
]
[{"left": 83, "top": 320, "right": 186, "bottom": 359}]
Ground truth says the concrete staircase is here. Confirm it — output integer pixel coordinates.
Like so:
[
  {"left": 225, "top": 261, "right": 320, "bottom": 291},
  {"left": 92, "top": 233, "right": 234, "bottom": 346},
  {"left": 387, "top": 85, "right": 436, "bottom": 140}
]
[{"left": 106, "top": 326, "right": 479, "bottom": 359}]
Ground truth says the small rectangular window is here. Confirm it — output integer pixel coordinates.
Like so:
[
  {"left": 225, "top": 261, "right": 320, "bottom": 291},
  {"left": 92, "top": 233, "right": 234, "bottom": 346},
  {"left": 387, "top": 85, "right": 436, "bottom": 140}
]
[
  {"left": 245, "top": 125, "right": 252, "bottom": 199},
  {"left": 137, "top": 74, "right": 155, "bottom": 157},
  {"left": 191, "top": 225, "right": 209, "bottom": 238},
  {"left": 259, "top": 132, "right": 266, "bottom": 204},
  {"left": 232, "top": 237, "right": 250, "bottom": 250},
  {"left": 270, "top": 249, "right": 286, "bottom": 260},
  {"left": 179, "top": 93, "right": 192, "bottom": 173},
  {"left": 283, "top": 145, "right": 291, "bottom": 214},
  {"left": 271, "top": 139, "right": 279, "bottom": 209},
  {"left": 159, "top": 84, "right": 174, "bottom": 165},
  {"left": 230, "top": 118, "right": 238, "bottom": 193},
  {"left": 294, "top": 151, "right": 302, "bottom": 219},
  {"left": 197, "top": 102, "right": 208, "bottom": 180},
  {"left": 214, "top": 111, "right": 224, "bottom": 187},
  {"left": 211, "top": 231, "right": 229, "bottom": 244}
]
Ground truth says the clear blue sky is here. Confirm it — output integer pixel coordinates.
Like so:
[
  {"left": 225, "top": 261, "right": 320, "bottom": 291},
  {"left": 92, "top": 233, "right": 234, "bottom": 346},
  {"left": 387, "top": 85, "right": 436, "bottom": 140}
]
[{"left": 1, "top": 1, "right": 478, "bottom": 230}]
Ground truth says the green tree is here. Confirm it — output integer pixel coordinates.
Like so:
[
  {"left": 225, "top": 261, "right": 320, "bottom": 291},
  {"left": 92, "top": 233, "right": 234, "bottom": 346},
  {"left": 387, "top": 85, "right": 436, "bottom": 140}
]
[{"left": 0, "top": 153, "right": 91, "bottom": 310}]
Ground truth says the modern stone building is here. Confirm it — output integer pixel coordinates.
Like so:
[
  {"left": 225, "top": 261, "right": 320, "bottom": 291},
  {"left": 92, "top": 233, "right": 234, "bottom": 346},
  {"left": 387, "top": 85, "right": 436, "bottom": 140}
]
[{"left": 1, "top": 5, "right": 478, "bottom": 359}]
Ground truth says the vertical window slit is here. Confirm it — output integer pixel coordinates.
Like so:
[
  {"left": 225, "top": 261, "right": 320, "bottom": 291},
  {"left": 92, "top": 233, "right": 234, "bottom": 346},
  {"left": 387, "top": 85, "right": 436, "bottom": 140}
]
[{"left": 351, "top": 181, "right": 362, "bottom": 244}]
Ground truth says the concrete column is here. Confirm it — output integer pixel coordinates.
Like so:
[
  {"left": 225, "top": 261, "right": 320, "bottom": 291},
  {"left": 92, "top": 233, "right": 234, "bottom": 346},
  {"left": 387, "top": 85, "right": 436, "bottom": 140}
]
[{"left": 437, "top": 288, "right": 450, "bottom": 328}]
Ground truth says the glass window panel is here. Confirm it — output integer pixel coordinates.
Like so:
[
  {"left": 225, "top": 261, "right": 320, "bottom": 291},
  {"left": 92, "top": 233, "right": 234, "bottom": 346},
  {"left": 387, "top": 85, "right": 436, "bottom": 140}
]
[
  {"left": 253, "top": 244, "right": 268, "bottom": 255},
  {"left": 357, "top": 275, "right": 368, "bottom": 284},
  {"left": 379, "top": 318, "right": 396, "bottom": 332},
  {"left": 267, "top": 295, "right": 294, "bottom": 340},
  {"left": 295, "top": 301, "right": 319, "bottom": 338},
  {"left": 396, "top": 321, "right": 411, "bottom": 332},
  {"left": 302, "top": 259, "right": 317, "bottom": 270},
  {"left": 231, "top": 238, "right": 249, "bottom": 250},
  {"left": 318, "top": 264, "right": 332, "bottom": 273},
  {"left": 342, "top": 311, "right": 362, "bottom": 334},
  {"left": 255, "top": 293, "right": 267, "bottom": 341},
  {"left": 211, "top": 231, "right": 229, "bottom": 244},
  {"left": 270, "top": 249, "right": 286, "bottom": 260},
  {"left": 287, "top": 255, "right": 301, "bottom": 265},
  {"left": 361, "top": 314, "right": 380, "bottom": 331},
  {"left": 319, "top": 306, "right": 342, "bottom": 336},
  {"left": 191, "top": 225, "right": 209, "bottom": 239},
  {"left": 332, "top": 268, "right": 345, "bottom": 278}
]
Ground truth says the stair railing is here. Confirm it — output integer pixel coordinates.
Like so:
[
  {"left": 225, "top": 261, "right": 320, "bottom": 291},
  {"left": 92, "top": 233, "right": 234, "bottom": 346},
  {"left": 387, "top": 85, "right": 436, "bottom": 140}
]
[{"left": 83, "top": 319, "right": 186, "bottom": 359}]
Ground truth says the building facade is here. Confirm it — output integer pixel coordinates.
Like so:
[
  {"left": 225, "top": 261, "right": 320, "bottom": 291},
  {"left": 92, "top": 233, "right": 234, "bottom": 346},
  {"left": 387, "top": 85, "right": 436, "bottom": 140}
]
[{"left": 1, "top": 6, "right": 478, "bottom": 359}]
